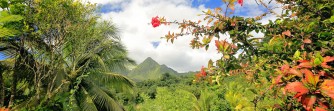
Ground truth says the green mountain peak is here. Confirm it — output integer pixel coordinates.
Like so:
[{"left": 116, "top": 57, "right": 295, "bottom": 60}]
[
  {"left": 141, "top": 57, "right": 159, "bottom": 65},
  {"left": 127, "top": 57, "right": 177, "bottom": 81}
]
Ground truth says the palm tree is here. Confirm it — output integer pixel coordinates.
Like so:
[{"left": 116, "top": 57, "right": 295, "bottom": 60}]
[
  {"left": 1, "top": 0, "right": 135, "bottom": 110},
  {"left": 56, "top": 21, "right": 135, "bottom": 111}
]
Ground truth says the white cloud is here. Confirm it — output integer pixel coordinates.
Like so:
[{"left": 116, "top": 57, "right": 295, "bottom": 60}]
[
  {"left": 87, "top": 0, "right": 282, "bottom": 72},
  {"left": 84, "top": 0, "right": 125, "bottom": 4}
]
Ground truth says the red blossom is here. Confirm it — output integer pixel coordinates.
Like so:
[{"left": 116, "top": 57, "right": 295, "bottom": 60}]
[
  {"left": 200, "top": 66, "right": 206, "bottom": 76},
  {"left": 151, "top": 16, "right": 161, "bottom": 28},
  {"left": 238, "top": 0, "right": 243, "bottom": 6},
  {"left": 195, "top": 66, "right": 207, "bottom": 80}
]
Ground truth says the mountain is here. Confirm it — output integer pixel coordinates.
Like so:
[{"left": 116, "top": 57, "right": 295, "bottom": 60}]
[{"left": 126, "top": 57, "right": 178, "bottom": 81}]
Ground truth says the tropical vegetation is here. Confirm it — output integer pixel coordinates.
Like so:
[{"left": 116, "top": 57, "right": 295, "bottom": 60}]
[
  {"left": 0, "top": 0, "right": 333, "bottom": 111},
  {"left": 152, "top": 0, "right": 334, "bottom": 110},
  {"left": 1, "top": 0, "right": 134, "bottom": 110}
]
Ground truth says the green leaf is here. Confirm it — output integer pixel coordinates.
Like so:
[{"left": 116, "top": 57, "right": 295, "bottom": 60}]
[
  {"left": 248, "top": 88, "right": 257, "bottom": 94},
  {"left": 315, "top": 51, "right": 323, "bottom": 61},
  {"left": 314, "top": 58, "right": 322, "bottom": 66},
  {"left": 0, "top": 27, "right": 19, "bottom": 37},
  {"left": 205, "top": 45, "right": 209, "bottom": 50},
  {"left": 0, "top": 1, "right": 9, "bottom": 9},
  {"left": 0, "top": 14, "right": 23, "bottom": 23},
  {"left": 208, "top": 59, "right": 213, "bottom": 68},
  {"left": 293, "top": 50, "right": 300, "bottom": 60},
  {"left": 324, "top": 15, "right": 334, "bottom": 23}
]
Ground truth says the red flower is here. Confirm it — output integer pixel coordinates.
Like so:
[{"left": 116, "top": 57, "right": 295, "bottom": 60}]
[
  {"left": 151, "top": 16, "right": 161, "bottom": 28},
  {"left": 238, "top": 0, "right": 243, "bottom": 6},
  {"left": 200, "top": 66, "right": 206, "bottom": 76}
]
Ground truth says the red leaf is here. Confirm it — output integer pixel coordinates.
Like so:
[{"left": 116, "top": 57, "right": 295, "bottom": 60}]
[
  {"left": 215, "top": 40, "right": 231, "bottom": 52},
  {"left": 282, "top": 30, "right": 291, "bottom": 37},
  {"left": 285, "top": 82, "right": 309, "bottom": 98},
  {"left": 298, "top": 60, "right": 313, "bottom": 68},
  {"left": 273, "top": 75, "right": 283, "bottom": 85},
  {"left": 315, "top": 107, "right": 327, "bottom": 111},
  {"left": 321, "top": 56, "right": 334, "bottom": 68},
  {"left": 318, "top": 71, "right": 334, "bottom": 79},
  {"left": 318, "top": 101, "right": 329, "bottom": 109},
  {"left": 0, "top": 108, "right": 9, "bottom": 111},
  {"left": 323, "top": 56, "right": 334, "bottom": 63},
  {"left": 280, "top": 64, "right": 290, "bottom": 72},
  {"left": 301, "top": 69, "right": 319, "bottom": 85},
  {"left": 298, "top": 60, "right": 309, "bottom": 62},
  {"left": 303, "top": 39, "right": 312, "bottom": 43},
  {"left": 301, "top": 44, "right": 305, "bottom": 50},
  {"left": 319, "top": 71, "right": 326, "bottom": 76},
  {"left": 270, "top": 75, "right": 282, "bottom": 90},
  {"left": 215, "top": 40, "right": 221, "bottom": 51},
  {"left": 301, "top": 95, "right": 316, "bottom": 111},
  {"left": 321, "top": 63, "right": 331, "bottom": 69},
  {"left": 320, "top": 80, "right": 334, "bottom": 99},
  {"left": 288, "top": 68, "right": 303, "bottom": 77}
]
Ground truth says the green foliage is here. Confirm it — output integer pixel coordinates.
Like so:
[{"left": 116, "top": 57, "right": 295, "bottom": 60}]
[
  {"left": 0, "top": 11, "right": 23, "bottom": 38},
  {"left": 138, "top": 87, "right": 196, "bottom": 111},
  {"left": 156, "top": 1, "right": 334, "bottom": 110},
  {"left": 0, "top": 0, "right": 134, "bottom": 110}
]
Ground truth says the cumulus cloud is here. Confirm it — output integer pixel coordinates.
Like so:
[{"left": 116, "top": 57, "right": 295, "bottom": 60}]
[{"left": 86, "top": 0, "right": 281, "bottom": 72}]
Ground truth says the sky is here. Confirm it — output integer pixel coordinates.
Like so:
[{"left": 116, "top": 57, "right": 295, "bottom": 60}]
[
  {"left": 0, "top": 0, "right": 282, "bottom": 72},
  {"left": 82, "top": 0, "right": 282, "bottom": 73}
]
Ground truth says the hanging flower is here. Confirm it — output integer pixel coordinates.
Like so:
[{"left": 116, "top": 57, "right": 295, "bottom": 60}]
[
  {"left": 151, "top": 16, "right": 161, "bottom": 28},
  {"left": 238, "top": 0, "right": 243, "bottom": 6}
]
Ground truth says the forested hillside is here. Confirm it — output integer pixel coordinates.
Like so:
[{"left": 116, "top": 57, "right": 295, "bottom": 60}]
[{"left": 126, "top": 57, "right": 178, "bottom": 81}]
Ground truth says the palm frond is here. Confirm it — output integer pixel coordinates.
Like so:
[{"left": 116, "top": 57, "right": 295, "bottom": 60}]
[
  {"left": 81, "top": 80, "right": 125, "bottom": 111},
  {"left": 77, "top": 86, "right": 99, "bottom": 111},
  {"left": 0, "top": 58, "right": 15, "bottom": 67},
  {"left": 87, "top": 72, "right": 134, "bottom": 92}
]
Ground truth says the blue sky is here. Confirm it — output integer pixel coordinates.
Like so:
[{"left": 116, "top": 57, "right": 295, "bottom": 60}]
[
  {"left": 0, "top": 53, "right": 5, "bottom": 60},
  {"left": 191, "top": 0, "right": 223, "bottom": 8},
  {"left": 98, "top": 0, "right": 269, "bottom": 17}
]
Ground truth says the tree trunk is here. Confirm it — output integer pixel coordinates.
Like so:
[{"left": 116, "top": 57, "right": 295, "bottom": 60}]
[
  {"left": 8, "top": 47, "right": 24, "bottom": 107},
  {"left": 8, "top": 71, "right": 17, "bottom": 107},
  {"left": 0, "top": 68, "right": 5, "bottom": 107},
  {"left": 8, "top": 65, "right": 19, "bottom": 107}
]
